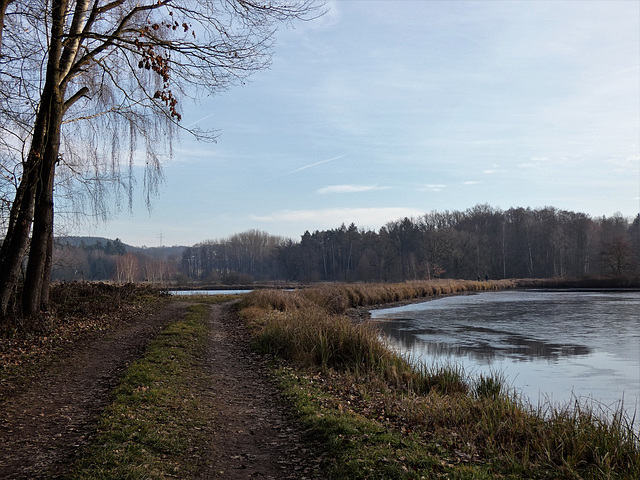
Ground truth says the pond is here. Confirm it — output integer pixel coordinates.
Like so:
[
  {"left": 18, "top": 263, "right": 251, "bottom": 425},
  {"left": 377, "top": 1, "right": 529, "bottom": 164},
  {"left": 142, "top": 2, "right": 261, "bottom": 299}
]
[
  {"left": 370, "top": 290, "right": 640, "bottom": 423},
  {"left": 169, "top": 289, "right": 252, "bottom": 295}
]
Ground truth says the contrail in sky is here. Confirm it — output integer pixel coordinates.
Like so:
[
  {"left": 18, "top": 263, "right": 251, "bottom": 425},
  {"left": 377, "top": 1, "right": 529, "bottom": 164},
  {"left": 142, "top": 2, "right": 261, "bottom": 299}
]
[
  {"left": 185, "top": 112, "right": 216, "bottom": 129},
  {"left": 269, "top": 154, "right": 347, "bottom": 180}
]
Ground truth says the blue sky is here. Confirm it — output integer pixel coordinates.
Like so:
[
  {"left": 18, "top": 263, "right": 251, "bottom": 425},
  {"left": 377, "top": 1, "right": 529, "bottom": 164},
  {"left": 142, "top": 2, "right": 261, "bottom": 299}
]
[{"left": 79, "top": 0, "right": 640, "bottom": 247}]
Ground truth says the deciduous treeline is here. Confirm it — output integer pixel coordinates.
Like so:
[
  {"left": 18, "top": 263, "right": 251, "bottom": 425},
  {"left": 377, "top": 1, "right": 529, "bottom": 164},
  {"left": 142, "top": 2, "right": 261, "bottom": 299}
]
[
  {"left": 180, "top": 230, "right": 288, "bottom": 283},
  {"left": 178, "top": 206, "right": 640, "bottom": 283},
  {"left": 52, "top": 238, "right": 180, "bottom": 283}
]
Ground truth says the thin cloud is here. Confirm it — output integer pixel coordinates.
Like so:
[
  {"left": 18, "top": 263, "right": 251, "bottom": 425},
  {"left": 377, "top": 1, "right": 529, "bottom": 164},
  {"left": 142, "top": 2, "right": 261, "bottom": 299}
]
[
  {"left": 317, "top": 184, "right": 389, "bottom": 194},
  {"left": 519, "top": 157, "right": 551, "bottom": 168},
  {"left": 606, "top": 154, "right": 640, "bottom": 170},
  {"left": 250, "top": 207, "right": 424, "bottom": 228},
  {"left": 483, "top": 164, "right": 506, "bottom": 175},
  {"left": 419, "top": 184, "right": 446, "bottom": 192}
]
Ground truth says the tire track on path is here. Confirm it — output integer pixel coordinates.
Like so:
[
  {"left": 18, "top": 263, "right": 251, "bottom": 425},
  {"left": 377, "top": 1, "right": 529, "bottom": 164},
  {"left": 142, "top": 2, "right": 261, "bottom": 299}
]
[{"left": 199, "top": 303, "right": 324, "bottom": 479}]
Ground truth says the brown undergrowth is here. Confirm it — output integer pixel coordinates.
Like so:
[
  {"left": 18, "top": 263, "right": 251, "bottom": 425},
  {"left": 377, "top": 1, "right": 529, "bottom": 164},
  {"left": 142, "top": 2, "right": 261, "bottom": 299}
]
[{"left": 0, "top": 282, "right": 168, "bottom": 391}]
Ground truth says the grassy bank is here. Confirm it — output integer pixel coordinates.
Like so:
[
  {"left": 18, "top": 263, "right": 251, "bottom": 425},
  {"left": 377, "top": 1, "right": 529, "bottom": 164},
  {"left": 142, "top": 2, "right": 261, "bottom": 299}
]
[
  {"left": 70, "top": 300, "right": 218, "bottom": 479},
  {"left": 239, "top": 281, "right": 639, "bottom": 479}
]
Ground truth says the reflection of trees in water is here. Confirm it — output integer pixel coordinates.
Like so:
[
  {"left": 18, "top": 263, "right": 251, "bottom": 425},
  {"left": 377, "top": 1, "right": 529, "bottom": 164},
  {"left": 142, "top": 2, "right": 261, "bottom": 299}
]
[{"left": 377, "top": 319, "right": 591, "bottom": 362}]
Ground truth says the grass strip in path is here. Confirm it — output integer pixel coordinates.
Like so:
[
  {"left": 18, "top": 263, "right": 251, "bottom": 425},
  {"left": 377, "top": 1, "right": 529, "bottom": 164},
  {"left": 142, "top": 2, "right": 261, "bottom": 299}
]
[{"left": 70, "top": 300, "right": 219, "bottom": 479}]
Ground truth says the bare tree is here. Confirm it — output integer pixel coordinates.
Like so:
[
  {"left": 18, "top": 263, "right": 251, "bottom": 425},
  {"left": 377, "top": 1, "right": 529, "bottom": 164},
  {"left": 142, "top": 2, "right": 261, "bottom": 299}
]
[
  {"left": 0, "top": 0, "right": 320, "bottom": 320},
  {"left": 116, "top": 252, "right": 139, "bottom": 284}
]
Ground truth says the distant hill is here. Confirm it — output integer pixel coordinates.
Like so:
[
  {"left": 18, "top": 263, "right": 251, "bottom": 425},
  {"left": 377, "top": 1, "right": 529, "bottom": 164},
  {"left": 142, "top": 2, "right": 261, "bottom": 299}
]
[
  {"left": 56, "top": 236, "right": 114, "bottom": 247},
  {"left": 56, "top": 236, "right": 187, "bottom": 258}
]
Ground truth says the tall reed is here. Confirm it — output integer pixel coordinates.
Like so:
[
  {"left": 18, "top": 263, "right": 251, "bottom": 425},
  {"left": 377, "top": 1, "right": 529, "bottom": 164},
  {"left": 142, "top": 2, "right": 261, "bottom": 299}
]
[{"left": 240, "top": 288, "right": 472, "bottom": 395}]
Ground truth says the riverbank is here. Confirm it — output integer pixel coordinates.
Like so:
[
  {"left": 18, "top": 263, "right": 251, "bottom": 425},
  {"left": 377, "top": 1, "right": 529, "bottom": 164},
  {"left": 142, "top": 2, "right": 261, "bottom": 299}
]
[
  {"left": 2, "top": 281, "right": 637, "bottom": 478},
  {"left": 239, "top": 282, "right": 639, "bottom": 479},
  {"left": 515, "top": 276, "right": 640, "bottom": 289}
]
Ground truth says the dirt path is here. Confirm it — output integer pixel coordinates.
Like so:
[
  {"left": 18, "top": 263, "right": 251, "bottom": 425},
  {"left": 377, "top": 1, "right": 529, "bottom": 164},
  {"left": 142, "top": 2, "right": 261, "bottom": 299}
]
[
  {"left": 0, "top": 300, "right": 324, "bottom": 479},
  {"left": 198, "top": 303, "right": 324, "bottom": 479},
  {"left": 0, "top": 301, "right": 189, "bottom": 479}
]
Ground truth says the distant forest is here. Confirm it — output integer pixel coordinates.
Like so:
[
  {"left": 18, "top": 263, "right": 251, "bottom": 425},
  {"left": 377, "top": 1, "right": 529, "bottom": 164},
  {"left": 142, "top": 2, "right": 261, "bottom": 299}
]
[
  {"left": 52, "top": 237, "right": 182, "bottom": 283},
  {"left": 54, "top": 205, "right": 639, "bottom": 284}
]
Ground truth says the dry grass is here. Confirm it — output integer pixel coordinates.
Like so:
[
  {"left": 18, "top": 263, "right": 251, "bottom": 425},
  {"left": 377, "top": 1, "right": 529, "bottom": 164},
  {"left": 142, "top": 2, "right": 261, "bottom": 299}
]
[
  {"left": 300, "top": 279, "right": 517, "bottom": 314},
  {"left": 241, "top": 286, "right": 472, "bottom": 396},
  {"left": 239, "top": 282, "right": 640, "bottom": 479}
]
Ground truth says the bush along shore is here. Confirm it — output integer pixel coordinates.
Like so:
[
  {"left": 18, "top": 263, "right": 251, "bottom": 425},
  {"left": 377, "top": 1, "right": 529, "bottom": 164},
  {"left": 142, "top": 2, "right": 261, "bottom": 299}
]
[{"left": 239, "top": 280, "right": 639, "bottom": 480}]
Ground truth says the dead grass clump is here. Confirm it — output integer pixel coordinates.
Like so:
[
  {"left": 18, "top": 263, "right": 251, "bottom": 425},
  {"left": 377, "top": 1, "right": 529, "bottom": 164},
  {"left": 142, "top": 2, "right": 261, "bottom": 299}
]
[
  {"left": 239, "top": 288, "right": 309, "bottom": 313},
  {"left": 251, "top": 304, "right": 391, "bottom": 373},
  {"left": 302, "top": 285, "right": 350, "bottom": 314}
]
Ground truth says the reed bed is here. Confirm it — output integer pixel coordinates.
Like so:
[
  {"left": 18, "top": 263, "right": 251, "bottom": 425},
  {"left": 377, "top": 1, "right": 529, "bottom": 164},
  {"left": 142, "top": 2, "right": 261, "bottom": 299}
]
[
  {"left": 238, "top": 282, "right": 639, "bottom": 479},
  {"left": 300, "top": 278, "right": 517, "bottom": 314}
]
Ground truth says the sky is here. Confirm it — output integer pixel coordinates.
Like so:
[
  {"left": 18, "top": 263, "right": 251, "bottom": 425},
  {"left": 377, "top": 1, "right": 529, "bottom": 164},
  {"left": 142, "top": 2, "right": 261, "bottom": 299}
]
[{"left": 77, "top": 0, "right": 640, "bottom": 247}]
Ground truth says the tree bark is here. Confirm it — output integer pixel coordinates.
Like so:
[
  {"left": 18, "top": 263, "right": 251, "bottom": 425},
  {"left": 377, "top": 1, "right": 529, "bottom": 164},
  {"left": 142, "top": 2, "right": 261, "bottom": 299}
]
[
  {"left": 0, "top": 166, "right": 37, "bottom": 318},
  {"left": 22, "top": 147, "right": 58, "bottom": 316},
  {"left": 0, "top": 103, "right": 52, "bottom": 319},
  {"left": 21, "top": 0, "right": 66, "bottom": 317}
]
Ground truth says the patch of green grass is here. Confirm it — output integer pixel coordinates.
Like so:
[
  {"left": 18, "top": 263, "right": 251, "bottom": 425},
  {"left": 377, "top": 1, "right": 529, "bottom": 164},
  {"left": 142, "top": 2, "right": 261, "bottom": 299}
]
[
  {"left": 70, "top": 303, "right": 213, "bottom": 480},
  {"left": 472, "top": 372, "right": 506, "bottom": 401}
]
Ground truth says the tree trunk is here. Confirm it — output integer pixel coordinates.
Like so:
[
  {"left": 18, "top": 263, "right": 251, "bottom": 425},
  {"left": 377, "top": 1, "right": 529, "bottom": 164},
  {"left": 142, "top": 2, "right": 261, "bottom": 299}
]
[
  {"left": 21, "top": 0, "right": 66, "bottom": 317},
  {"left": 0, "top": 0, "right": 65, "bottom": 320},
  {"left": 22, "top": 152, "right": 57, "bottom": 316},
  {"left": 0, "top": 166, "right": 38, "bottom": 318},
  {"left": 0, "top": 104, "right": 52, "bottom": 319}
]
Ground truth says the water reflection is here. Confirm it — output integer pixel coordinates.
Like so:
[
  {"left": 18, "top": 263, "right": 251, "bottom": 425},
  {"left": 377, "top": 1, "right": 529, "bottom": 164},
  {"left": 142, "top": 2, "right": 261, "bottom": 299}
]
[
  {"left": 169, "top": 289, "right": 252, "bottom": 295},
  {"left": 370, "top": 290, "right": 640, "bottom": 419},
  {"left": 377, "top": 318, "right": 591, "bottom": 362}
]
